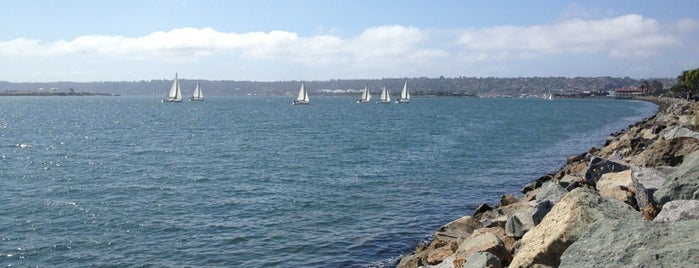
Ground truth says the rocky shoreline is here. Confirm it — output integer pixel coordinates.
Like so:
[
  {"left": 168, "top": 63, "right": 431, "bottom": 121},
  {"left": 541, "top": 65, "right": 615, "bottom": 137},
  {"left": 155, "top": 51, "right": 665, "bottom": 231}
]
[{"left": 397, "top": 97, "right": 699, "bottom": 268}]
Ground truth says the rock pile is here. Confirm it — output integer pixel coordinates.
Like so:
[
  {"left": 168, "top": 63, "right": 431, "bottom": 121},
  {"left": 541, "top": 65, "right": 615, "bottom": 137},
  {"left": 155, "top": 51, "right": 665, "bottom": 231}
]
[{"left": 397, "top": 98, "right": 699, "bottom": 268}]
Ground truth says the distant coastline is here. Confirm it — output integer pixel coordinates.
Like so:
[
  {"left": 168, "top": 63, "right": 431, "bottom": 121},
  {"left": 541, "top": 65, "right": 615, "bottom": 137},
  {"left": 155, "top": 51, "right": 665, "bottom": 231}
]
[{"left": 0, "top": 90, "right": 118, "bottom": 96}]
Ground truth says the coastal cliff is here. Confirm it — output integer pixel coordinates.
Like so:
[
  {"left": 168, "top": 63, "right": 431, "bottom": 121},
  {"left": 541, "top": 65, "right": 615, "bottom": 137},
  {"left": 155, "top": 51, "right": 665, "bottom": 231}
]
[{"left": 397, "top": 97, "right": 699, "bottom": 268}]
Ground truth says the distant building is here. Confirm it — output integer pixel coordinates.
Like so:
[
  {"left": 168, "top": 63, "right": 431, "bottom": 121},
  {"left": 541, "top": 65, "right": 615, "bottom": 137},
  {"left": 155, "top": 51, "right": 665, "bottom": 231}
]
[{"left": 615, "top": 87, "right": 644, "bottom": 99}]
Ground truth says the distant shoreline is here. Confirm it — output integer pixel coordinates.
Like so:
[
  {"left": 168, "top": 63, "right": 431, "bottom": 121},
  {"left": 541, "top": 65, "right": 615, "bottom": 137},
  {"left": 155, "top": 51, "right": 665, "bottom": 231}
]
[{"left": 0, "top": 91, "right": 119, "bottom": 96}]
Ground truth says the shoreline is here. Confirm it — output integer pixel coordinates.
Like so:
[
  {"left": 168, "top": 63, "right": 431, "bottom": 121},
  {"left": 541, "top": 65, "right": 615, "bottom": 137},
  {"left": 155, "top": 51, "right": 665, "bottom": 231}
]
[{"left": 397, "top": 97, "right": 699, "bottom": 267}]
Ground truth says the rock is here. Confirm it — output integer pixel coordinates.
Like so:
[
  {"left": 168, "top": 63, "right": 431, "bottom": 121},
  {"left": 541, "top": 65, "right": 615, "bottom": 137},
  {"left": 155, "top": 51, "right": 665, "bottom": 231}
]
[
  {"left": 559, "top": 219, "right": 699, "bottom": 267},
  {"left": 596, "top": 170, "right": 636, "bottom": 206},
  {"left": 454, "top": 232, "right": 510, "bottom": 266},
  {"left": 473, "top": 203, "right": 492, "bottom": 216},
  {"left": 558, "top": 174, "right": 583, "bottom": 188},
  {"left": 436, "top": 215, "right": 484, "bottom": 243},
  {"left": 653, "top": 150, "right": 699, "bottom": 206},
  {"left": 499, "top": 194, "right": 518, "bottom": 207},
  {"left": 402, "top": 216, "right": 482, "bottom": 267},
  {"left": 531, "top": 199, "right": 554, "bottom": 226},
  {"left": 632, "top": 137, "right": 699, "bottom": 167},
  {"left": 535, "top": 182, "right": 567, "bottom": 203},
  {"left": 470, "top": 227, "right": 517, "bottom": 260},
  {"left": 463, "top": 252, "right": 501, "bottom": 268},
  {"left": 631, "top": 165, "right": 674, "bottom": 191},
  {"left": 654, "top": 200, "right": 699, "bottom": 222},
  {"left": 633, "top": 178, "right": 659, "bottom": 220},
  {"left": 505, "top": 214, "right": 525, "bottom": 238},
  {"left": 521, "top": 182, "right": 538, "bottom": 195},
  {"left": 427, "top": 245, "right": 458, "bottom": 265},
  {"left": 509, "top": 188, "right": 641, "bottom": 268},
  {"left": 660, "top": 126, "right": 699, "bottom": 140},
  {"left": 584, "top": 156, "right": 630, "bottom": 186}
]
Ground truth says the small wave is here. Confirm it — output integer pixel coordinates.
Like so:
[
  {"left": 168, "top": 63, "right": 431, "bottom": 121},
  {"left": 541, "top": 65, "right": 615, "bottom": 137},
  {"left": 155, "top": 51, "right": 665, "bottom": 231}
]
[{"left": 15, "top": 143, "right": 31, "bottom": 148}]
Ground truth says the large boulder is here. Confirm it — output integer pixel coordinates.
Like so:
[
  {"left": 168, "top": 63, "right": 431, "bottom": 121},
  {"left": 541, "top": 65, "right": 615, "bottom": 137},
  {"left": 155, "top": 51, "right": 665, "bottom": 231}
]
[
  {"left": 654, "top": 200, "right": 699, "bottom": 222},
  {"left": 535, "top": 182, "right": 567, "bottom": 203},
  {"left": 508, "top": 188, "right": 641, "bottom": 268},
  {"left": 632, "top": 137, "right": 699, "bottom": 167},
  {"left": 584, "top": 157, "right": 630, "bottom": 186},
  {"left": 653, "top": 150, "right": 699, "bottom": 206},
  {"left": 631, "top": 165, "right": 674, "bottom": 191},
  {"left": 559, "top": 219, "right": 699, "bottom": 267},
  {"left": 454, "top": 232, "right": 510, "bottom": 266},
  {"left": 463, "top": 252, "right": 501, "bottom": 268},
  {"left": 595, "top": 170, "right": 635, "bottom": 206},
  {"left": 660, "top": 126, "right": 699, "bottom": 140}
]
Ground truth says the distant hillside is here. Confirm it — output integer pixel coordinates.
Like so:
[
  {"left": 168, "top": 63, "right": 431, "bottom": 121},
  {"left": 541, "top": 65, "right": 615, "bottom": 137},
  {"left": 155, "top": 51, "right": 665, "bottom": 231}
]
[{"left": 0, "top": 76, "right": 675, "bottom": 97}]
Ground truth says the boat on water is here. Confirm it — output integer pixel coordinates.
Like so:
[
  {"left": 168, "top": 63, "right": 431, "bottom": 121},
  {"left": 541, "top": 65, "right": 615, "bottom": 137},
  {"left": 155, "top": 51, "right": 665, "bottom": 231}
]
[
  {"left": 162, "top": 73, "right": 183, "bottom": 103},
  {"left": 190, "top": 80, "right": 204, "bottom": 101},
  {"left": 377, "top": 86, "right": 391, "bottom": 104},
  {"left": 357, "top": 85, "right": 371, "bottom": 103},
  {"left": 395, "top": 81, "right": 410, "bottom": 104},
  {"left": 292, "top": 82, "right": 310, "bottom": 105}
]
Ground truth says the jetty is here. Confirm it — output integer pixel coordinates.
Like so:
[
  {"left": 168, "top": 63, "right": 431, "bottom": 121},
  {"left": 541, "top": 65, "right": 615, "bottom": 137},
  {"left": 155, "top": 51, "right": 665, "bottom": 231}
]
[{"left": 397, "top": 97, "right": 699, "bottom": 267}]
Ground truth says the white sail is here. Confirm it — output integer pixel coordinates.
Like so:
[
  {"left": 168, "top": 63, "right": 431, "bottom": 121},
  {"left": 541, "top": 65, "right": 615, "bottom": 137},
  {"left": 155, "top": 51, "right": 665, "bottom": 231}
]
[
  {"left": 163, "top": 73, "right": 183, "bottom": 102},
  {"left": 357, "top": 85, "right": 371, "bottom": 103},
  {"left": 396, "top": 81, "right": 410, "bottom": 103},
  {"left": 190, "top": 80, "right": 204, "bottom": 101},
  {"left": 377, "top": 86, "right": 390, "bottom": 103},
  {"left": 293, "top": 82, "right": 310, "bottom": 105}
]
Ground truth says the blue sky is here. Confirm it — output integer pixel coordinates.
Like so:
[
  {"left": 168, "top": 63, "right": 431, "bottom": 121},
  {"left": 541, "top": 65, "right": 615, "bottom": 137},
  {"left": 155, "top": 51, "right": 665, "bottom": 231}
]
[{"left": 1, "top": 0, "right": 698, "bottom": 82}]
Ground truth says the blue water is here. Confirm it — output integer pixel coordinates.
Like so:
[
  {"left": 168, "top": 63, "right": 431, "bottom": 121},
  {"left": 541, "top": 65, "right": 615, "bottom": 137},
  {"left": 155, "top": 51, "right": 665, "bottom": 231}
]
[{"left": 0, "top": 96, "right": 656, "bottom": 267}]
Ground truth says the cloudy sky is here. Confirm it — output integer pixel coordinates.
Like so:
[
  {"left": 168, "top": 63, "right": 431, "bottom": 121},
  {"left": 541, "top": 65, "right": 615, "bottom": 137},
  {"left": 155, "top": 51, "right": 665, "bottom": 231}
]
[{"left": 1, "top": 0, "right": 698, "bottom": 82}]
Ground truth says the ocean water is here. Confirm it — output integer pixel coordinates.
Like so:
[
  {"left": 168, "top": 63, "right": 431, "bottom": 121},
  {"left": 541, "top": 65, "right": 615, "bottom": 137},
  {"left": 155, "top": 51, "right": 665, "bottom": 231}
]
[{"left": 0, "top": 96, "right": 656, "bottom": 267}]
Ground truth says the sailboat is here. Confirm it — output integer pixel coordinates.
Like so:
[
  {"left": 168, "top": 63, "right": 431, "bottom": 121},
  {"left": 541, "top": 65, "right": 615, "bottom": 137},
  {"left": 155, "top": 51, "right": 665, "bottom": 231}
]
[
  {"left": 357, "top": 85, "right": 371, "bottom": 103},
  {"left": 377, "top": 86, "right": 391, "bottom": 104},
  {"left": 162, "top": 73, "right": 183, "bottom": 102},
  {"left": 292, "top": 82, "right": 310, "bottom": 105},
  {"left": 395, "top": 81, "right": 410, "bottom": 103},
  {"left": 190, "top": 80, "right": 204, "bottom": 101}
]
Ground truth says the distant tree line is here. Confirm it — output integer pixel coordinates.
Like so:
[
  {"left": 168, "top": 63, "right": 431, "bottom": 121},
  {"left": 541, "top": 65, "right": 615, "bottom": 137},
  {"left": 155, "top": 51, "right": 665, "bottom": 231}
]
[{"left": 0, "top": 76, "right": 676, "bottom": 97}]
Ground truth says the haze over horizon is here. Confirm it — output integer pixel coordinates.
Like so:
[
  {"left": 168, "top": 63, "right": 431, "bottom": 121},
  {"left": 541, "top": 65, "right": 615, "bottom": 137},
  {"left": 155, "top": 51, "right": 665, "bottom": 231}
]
[{"left": 1, "top": 0, "right": 698, "bottom": 83}]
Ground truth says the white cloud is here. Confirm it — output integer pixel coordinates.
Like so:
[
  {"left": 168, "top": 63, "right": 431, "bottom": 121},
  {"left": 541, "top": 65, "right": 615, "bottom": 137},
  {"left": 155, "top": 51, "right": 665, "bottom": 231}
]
[
  {"left": 457, "top": 14, "right": 679, "bottom": 60},
  {"left": 0, "top": 15, "right": 695, "bottom": 81},
  {"left": 675, "top": 18, "right": 699, "bottom": 32}
]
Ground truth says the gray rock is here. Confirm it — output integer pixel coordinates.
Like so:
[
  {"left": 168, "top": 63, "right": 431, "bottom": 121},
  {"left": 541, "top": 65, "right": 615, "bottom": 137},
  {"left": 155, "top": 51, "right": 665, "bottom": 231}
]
[
  {"left": 464, "top": 252, "right": 501, "bottom": 268},
  {"left": 558, "top": 174, "right": 583, "bottom": 188},
  {"left": 510, "top": 188, "right": 641, "bottom": 268},
  {"left": 654, "top": 150, "right": 699, "bottom": 206},
  {"left": 535, "top": 182, "right": 567, "bottom": 203},
  {"left": 532, "top": 199, "right": 554, "bottom": 226},
  {"left": 660, "top": 126, "right": 699, "bottom": 140},
  {"left": 505, "top": 214, "right": 525, "bottom": 238},
  {"left": 654, "top": 200, "right": 699, "bottom": 222},
  {"left": 560, "top": 219, "right": 699, "bottom": 267},
  {"left": 584, "top": 156, "right": 630, "bottom": 186},
  {"left": 631, "top": 165, "right": 674, "bottom": 191}
]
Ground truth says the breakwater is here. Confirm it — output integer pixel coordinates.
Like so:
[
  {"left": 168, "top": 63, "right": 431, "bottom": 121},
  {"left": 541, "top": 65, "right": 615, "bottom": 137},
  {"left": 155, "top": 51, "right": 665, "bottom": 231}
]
[{"left": 397, "top": 97, "right": 699, "bottom": 268}]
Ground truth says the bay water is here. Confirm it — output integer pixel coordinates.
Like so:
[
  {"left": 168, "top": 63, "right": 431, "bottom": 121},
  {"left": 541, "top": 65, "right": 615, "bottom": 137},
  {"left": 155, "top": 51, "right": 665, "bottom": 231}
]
[{"left": 0, "top": 96, "right": 656, "bottom": 267}]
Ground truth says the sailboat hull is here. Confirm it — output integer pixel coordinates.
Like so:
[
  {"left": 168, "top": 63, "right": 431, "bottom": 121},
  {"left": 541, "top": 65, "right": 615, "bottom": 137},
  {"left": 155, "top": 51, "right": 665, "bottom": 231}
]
[
  {"left": 292, "top": 100, "right": 310, "bottom": 105},
  {"left": 395, "top": 99, "right": 409, "bottom": 104},
  {"left": 190, "top": 97, "right": 204, "bottom": 101},
  {"left": 162, "top": 98, "right": 183, "bottom": 103}
]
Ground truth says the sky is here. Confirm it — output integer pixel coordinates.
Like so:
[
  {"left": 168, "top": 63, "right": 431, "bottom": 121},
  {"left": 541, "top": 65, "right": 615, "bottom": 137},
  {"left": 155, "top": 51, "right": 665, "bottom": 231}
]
[{"left": 1, "top": 0, "right": 698, "bottom": 82}]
